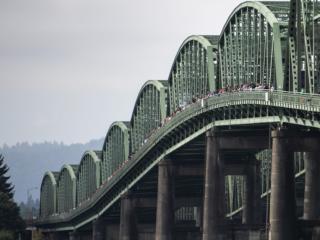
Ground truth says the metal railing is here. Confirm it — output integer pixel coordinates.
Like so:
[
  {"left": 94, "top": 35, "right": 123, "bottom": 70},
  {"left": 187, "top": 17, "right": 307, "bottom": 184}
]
[{"left": 39, "top": 90, "right": 320, "bottom": 224}]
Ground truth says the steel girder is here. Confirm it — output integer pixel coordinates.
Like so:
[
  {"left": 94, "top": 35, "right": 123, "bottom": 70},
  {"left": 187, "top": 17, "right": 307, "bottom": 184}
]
[
  {"left": 219, "top": 1, "right": 288, "bottom": 90},
  {"left": 40, "top": 171, "right": 58, "bottom": 218},
  {"left": 287, "top": 0, "right": 320, "bottom": 93},
  {"left": 76, "top": 151, "right": 101, "bottom": 206},
  {"left": 226, "top": 149, "right": 306, "bottom": 218},
  {"left": 101, "top": 121, "right": 130, "bottom": 182},
  {"left": 168, "top": 35, "right": 218, "bottom": 114},
  {"left": 130, "top": 80, "right": 168, "bottom": 153},
  {"left": 56, "top": 164, "right": 77, "bottom": 214},
  {"left": 225, "top": 175, "right": 244, "bottom": 215}
]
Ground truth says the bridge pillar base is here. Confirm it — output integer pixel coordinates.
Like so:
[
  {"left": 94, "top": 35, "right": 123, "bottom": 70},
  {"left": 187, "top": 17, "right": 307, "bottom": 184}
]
[
  {"left": 269, "top": 129, "right": 296, "bottom": 240},
  {"left": 304, "top": 151, "right": 320, "bottom": 220},
  {"left": 92, "top": 218, "right": 105, "bottom": 240},
  {"left": 202, "top": 130, "right": 225, "bottom": 240},
  {"left": 119, "top": 191, "right": 138, "bottom": 240},
  {"left": 155, "top": 158, "right": 175, "bottom": 240}
]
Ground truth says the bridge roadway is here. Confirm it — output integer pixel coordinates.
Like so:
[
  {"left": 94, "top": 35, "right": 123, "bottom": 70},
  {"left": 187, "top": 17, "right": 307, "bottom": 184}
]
[
  {"left": 36, "top": 90, "right": 320, "bottom": 240},
  {"left": 36, "top": 1, "right": 320, "bottom": 240}
]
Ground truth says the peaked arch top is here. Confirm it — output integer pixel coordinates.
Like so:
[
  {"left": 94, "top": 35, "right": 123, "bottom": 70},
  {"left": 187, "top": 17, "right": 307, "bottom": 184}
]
[
  {"left": 219, "top": 1, "right": 289, "bottom": 91},
  {"left": 130, "top": 80, "right": 168, "bottom": 153},
  {"left": 101, "top": 121, "right": 130, "bottom": 182},
  {"left": 76, "top": 150, "right": 102, "bottom": 205},
  {"left": 40, "top": 171, "right": 59, "bottom": 218},
  {"left": 56, "top": 164, "right": 78, "bottom": 213},
  {"left": 220, "top": 1, "right": 289, "bottom": 34},
  {"left": 168, "top": 35, "right": 219, "bottom": 114}
]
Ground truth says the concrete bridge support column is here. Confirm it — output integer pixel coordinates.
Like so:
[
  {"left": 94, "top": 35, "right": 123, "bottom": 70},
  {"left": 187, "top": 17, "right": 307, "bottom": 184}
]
[
  {"left": 41, "top": 233, "right": 49, "bottom": 240},
  {"left": 303, "top": 151, "right": 320, "bottom": 239},
  {"left": 303, "top": 151, "right": 320, "bottom": 220},
  {"left": 155, "top": 158, "right": 175, "bottom": 240},
  {"left": 119, "top": 191, "right": 138, "bottom": 240},
  {"left": 48, "top": 232, "right": 68, "bottom": 240},
  {"left": 92, "top": 218, "right": 105, "bottom": 240},
  {"left": 202, "top": 130, "right": 225, "bottom": 240},
  {"left": 242, "top": 160, "right": 261, "bottom": 225},
  {"left": 269, "top": 129, "right": 296, "bottom": 240},
  {"left": 69, "top": 230, "right": 79, "bottom": 240}
]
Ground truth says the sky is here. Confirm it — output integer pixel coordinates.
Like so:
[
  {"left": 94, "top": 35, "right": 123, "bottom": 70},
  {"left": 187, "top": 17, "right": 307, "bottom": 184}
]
[{"left": 0, "top": 0, "right": 282, "bottom": 146}]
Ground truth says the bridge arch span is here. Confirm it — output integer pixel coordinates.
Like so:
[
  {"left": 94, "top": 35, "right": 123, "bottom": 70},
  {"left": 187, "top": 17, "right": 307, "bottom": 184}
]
[
  {"left": 130, "top": 80, "right": 168, "bottom": 153},
  {"left": 40, "top": 171, "right": 58, "bottom": 218},
  {"left": 56, "top": 164, "right": 78, "bottom": 213},
  {"left": 76, "top": 150, "right": 102, "bottom": 205},
  {"left": 101, "top": 121, "right": 130, "bottom": 182},
  {"left": 168, "top": 35, "right": 218, "bottom": 114},
  {"left": 219, "top": 1, "right": 289, "bottom": 90}
]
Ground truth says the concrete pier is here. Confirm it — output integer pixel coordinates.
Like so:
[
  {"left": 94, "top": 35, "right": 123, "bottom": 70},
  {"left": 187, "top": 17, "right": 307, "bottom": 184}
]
[
  {"left": 243, "top": 164, "right": 255, "bottom": 225},
  {"left": 92, "top": 218, "right": 105, "bottom": 240},
  {"left": 155, "top": 158, "right": 175, "bottom": 240},
  {"left": 202, "top": 130, "right": 225, "bottom": 240},
  {"left": 119, "top": 191, "right": 138, "bottom": 240},
  {"left": 269, "top": 129, "right": 296, "bottom": 240},
  {"left": 69, "top": 231, "right": 79, "bottom": 240},
  {"left": 243, "top": 160, "right": 261, "bottom": 225},
  {"left": 303, "top": 151, "right": 320, "bottom": 220}
]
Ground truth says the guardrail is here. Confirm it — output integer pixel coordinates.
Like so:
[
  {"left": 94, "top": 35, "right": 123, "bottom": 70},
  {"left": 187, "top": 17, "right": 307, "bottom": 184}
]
[{"left": 38, "top": 90, "right": 320, "bottom": 224}]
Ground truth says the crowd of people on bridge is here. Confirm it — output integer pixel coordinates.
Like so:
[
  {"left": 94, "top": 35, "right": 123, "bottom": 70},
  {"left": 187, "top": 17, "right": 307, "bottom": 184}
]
[{"left": 163, "top": 82, "right": 272, "bottom": 125}]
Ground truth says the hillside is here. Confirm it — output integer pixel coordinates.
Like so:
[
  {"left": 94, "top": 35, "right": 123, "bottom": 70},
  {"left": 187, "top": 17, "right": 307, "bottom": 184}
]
[{"left": 0, "top": 138, "right": 104, "bottom": 203}]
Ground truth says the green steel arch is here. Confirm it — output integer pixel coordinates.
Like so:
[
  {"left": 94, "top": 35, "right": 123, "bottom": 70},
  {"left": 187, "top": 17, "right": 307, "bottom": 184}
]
[
  {"left": 168, "top": 35, "right": 218, "bottom": 114},
  {"left": 130, "top": 80, "right": 168, "bottom": 153},
  {"left": 219, "top": 1, "right": 289, "bottom": 90},
  {"left": 57, "top": 164, "right": 78, "bottom": 213},
  {"left": 101, "top": 121, "right": 130, "bottom": 182},
  {"left": 40, "top": 171, "right": 58, "bottom": 218},
  {"left": 76, "top": 151, "right": 101, "bottom": 205}
]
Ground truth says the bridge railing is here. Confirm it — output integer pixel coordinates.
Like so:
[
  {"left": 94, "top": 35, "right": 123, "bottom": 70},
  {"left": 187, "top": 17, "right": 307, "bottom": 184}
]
[{"left": 39, "top": 90, "right": 320, "bottom": 222}]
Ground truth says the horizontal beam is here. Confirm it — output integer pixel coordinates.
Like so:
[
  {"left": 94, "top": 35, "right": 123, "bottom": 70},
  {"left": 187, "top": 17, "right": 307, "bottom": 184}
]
[
  {"left": 135, "top": 197, "right": 202, "bottom": 209},
  {"left": 219, "top": 136, "right": 269, "bottom": 150}
]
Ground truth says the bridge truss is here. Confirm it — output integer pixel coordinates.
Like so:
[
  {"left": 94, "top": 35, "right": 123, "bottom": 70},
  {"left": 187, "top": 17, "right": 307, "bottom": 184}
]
[{"left": 38, "top": 0, "right": 320, "bottom": 236}]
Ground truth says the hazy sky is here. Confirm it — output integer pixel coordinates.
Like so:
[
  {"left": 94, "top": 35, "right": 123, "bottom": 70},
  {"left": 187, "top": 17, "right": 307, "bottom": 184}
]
[{"left": 0, "top": 0, "right": 281, "bottom": 146}]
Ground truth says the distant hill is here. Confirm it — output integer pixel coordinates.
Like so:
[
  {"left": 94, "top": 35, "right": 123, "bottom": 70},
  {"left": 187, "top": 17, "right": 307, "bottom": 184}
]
[{"left": 0, "top": 138, "right": 104, "bottom": 203}]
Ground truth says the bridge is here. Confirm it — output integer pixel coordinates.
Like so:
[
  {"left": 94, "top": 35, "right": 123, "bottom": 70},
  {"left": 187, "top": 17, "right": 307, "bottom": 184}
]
[{"left": 36, "top": 1, "right": 320, "bottom": 240}]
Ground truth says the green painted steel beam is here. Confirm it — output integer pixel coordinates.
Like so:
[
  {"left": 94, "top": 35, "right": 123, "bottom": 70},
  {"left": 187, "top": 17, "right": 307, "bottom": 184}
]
[
  {"left": 76, "top": 151, "right": 101, "bottom": 205},
  {"left": 168, "top": 35, "right": 219, "bottom": 114},
  {"left": 102, "top": 121, "right": 130, "bottom": 183},
  {"left": 56, "top": 164, "right": 77, "bottom": 213},
  {"left": 130, "top": 80, "right": 168, "bottom": 153},
  {"left": 40, "top": 171, "right": 58, "bottom": 218}
]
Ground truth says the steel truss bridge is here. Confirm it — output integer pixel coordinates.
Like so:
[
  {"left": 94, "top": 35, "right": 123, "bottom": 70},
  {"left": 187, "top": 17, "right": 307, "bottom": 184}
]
[{"left": 37, "top": 1, "right": 320, "bottom": 240}]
